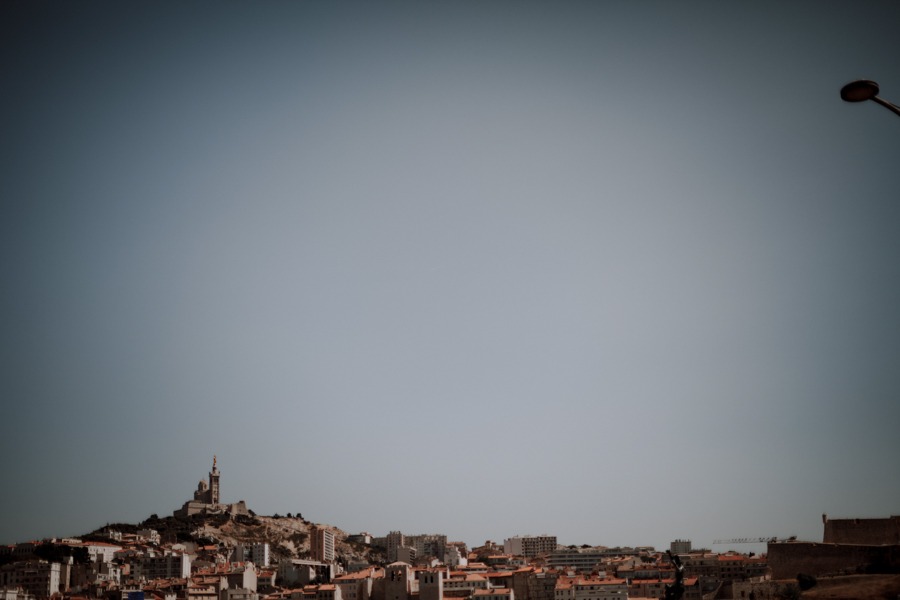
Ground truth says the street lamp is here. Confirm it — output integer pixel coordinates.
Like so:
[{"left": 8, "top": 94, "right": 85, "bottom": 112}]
[{"left": 840, "top": 79, "right": 900, "bottom": 118}]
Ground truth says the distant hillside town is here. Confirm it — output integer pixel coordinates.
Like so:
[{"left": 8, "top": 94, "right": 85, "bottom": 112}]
[{"left": 3, "top": 458, "right": 899, "bottom": 600}]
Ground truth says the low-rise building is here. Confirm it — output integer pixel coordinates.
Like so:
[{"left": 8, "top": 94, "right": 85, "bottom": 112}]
[
  {"left": 221, "top": 589, "right": 258, "bottom": 600},
  {"left": 279, "top": 560, "right": 335, "bottom": 587},
  {"left": 443, "top": 573, "right": 489, "bottom": 595},
  {"left": 628, "top": 576, "right": 701, "bottom": 600},
  {"left": 334, "top": 567, "right": 378, "bottom": 600},
  {"left": 473, "top": 588, "right": 514, "bottom": 600}
]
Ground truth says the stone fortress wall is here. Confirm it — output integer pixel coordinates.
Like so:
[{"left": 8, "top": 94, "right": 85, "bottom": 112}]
[
  {"left": 767, "top": 514, "right": 900, "bottom": 579},
  {"left": 823, "top": 514, "right": 900, "bottom": 545},
  {"left": 768, "top": 541, "right": 900, "bottom": 579}
]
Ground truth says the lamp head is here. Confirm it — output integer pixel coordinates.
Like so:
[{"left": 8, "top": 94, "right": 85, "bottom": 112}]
[{"left": 840, "top": 79, "right": 880, "bottom": 102}]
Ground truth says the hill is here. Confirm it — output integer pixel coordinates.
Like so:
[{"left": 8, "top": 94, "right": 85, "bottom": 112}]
[{"left": 87, "top": 513, "right": 385, "bottom": 567}]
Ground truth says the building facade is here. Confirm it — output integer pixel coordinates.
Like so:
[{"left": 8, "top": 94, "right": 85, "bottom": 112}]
[
  {"left": 310, "top": 527, "right": 336, "bottom": 564},
  {"left": 386, "top": 533, "right": 405, "bottom": 564},
  {"left": 0, "top": 562, "right": 62, "bottom": 599},
  {"left": 503, "top": 537, "right": 557, "bottom": 559},
  {"left": 669, "top": 540, "right": 692, "bottom": 555}
]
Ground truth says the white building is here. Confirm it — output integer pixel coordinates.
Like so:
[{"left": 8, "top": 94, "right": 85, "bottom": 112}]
[
  {"left": 311, "top": 527, "right": 335, "bottom": 564},
  {"left": 137, "top": 530, "right": 161, "bottom": 545},
  {"left": 82, "top": 542, "right": 123, "bottom": 564},
  {"left": 443, "top": 546, "right": 467, "bottom": 568}
]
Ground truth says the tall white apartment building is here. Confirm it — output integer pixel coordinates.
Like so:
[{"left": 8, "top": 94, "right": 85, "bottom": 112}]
[{"left": 311, "top": 527, "right": 335, "bottom": 563}]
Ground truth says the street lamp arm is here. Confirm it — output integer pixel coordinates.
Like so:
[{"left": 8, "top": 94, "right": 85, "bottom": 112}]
[{"left": 871, "top": 95, "right": 900, "bottom": 118}]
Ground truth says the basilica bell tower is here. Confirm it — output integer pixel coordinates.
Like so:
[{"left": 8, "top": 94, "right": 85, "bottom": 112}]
[{"left": 209, "top": 455, "right": 220, "bottom": 505}]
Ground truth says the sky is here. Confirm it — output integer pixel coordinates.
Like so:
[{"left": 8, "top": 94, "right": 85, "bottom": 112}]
[{"left": 2, "top": 1, "right": 900, "bottom": 554}]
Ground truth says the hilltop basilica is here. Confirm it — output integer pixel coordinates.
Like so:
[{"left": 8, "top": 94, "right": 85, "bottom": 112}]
[{"left": 174, "top": 456, "right": 250, "bottom": 518}]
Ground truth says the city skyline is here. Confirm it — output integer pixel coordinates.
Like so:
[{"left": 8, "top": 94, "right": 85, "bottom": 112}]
[{"left": 2, "top": 2, "right": 900, "bottom": 554}]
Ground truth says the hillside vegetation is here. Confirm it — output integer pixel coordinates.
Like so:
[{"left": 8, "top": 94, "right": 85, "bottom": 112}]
[{"left": 89, "top": 513, "right": 384, "bottom": 567}]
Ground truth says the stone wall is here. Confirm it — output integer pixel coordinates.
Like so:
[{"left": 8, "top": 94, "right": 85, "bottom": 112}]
[
  {"left": 767, "top": 542, "right": 900, "bottom": 579},
  {"left": 823, "top": 516, "right": 900, "bottom": 545}
]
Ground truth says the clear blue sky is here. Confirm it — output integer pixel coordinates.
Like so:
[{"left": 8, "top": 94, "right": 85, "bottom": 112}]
[{"left": 2, "top": 2, "right": 899, "bottom": 553}]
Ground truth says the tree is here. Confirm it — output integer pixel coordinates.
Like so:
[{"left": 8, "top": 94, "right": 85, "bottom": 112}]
[{"left": 796, "top": 573, "right": 817, "bottom": 591}]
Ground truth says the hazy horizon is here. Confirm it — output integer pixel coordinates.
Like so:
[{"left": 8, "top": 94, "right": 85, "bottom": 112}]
[{"left": 2, "top": 1, "right": 899, "bottom": 554}]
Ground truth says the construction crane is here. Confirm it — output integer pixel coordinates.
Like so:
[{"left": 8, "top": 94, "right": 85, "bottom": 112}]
[{"left": 712, "top": 536, "right": 796, "bottom": 545}]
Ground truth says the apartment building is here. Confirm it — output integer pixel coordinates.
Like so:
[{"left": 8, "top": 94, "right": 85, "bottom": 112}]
[
  {"left": 81, "top": 542, "right": 123, "bottom": 563},
  {"left": 386, "top": 533, "right": 405, "bottom": 564},
  {"left": 546, "top": 550, "right": 607, "bottom": 573},
  {"left": 0, "top": 561, "right": 62, "bottom": 599},
  {"left": 310, "top": 528, "right": 336, "bottom": 564},
  {"left": 406, "top": 535, "right": 447, "bottom": 561},
  {"left": 232, "top": 544, "right": 270, "bottom": 568},
  {"left": 503, "top": 537, "right": 557, "bottom": 559},
  {"left": 134, "top": 552, "right": 192, "bottom": 580},
  {"left": 669, "top": 540, "right": 692, "bottom": 555}
]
